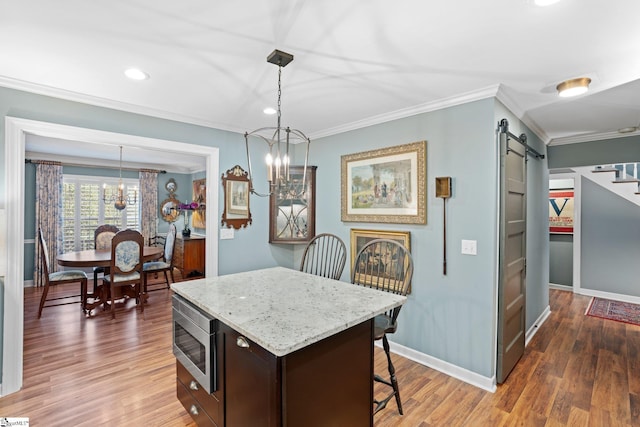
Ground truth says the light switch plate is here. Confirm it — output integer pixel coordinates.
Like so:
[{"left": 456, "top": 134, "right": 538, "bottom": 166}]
[
  {"left": 461, "top": 239, "right": 477, "bottom": 255},
  {"left": 220, "top": 228, "right": 234, "bottom": 240}
]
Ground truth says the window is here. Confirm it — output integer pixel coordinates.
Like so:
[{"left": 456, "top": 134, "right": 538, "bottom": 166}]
[{"left": 62, "top": 174, "right": 140, "bottom": 252}]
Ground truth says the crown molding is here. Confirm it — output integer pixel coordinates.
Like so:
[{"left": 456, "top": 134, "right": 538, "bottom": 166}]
[
  {"left": 547, "top": 130, "right": 640, "bottom": 146},
  {"left": 0, "top": 76, "right": 245, "bottom": 135},
  {"left": 310, "top": 85, "right": 502, "bottom": 139}
]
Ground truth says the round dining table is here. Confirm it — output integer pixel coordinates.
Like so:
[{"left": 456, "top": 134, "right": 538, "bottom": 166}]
[
  {"left": 57, "top": 246, "right": 164, "bottom": 314},
  {"left": 57, "top": 246, "right": 163, "bottom": 268}
]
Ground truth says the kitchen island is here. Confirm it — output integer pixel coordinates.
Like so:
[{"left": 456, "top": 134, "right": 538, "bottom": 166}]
[{"left": 171, "top": 266, "right": 406, "bottom": 427}]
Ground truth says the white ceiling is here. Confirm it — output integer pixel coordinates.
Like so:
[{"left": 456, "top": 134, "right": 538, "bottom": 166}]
[{"left": 3, "top": 0, "right": 640, "bottom": 167}]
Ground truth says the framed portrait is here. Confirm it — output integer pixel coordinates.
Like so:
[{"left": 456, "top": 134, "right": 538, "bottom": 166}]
[
  {"left": 341, "top": 141, "right": 426, "bottom": 224},
  {"left": 192, "top": 178, "right": 206, "bottom": 229},
  {"left": 549, "top": 189, "right": 574, "bottom": 234},
  {"left": 221, "top": 165, "right": 252, "bottom": 230},
  {"left": 350, "top": 228, "right": 411, "bottom": 292}
]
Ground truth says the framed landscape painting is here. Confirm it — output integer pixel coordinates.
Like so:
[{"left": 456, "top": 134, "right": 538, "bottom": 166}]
[{"left": 341, "top": 141, "right": 426, "bottom": 224}]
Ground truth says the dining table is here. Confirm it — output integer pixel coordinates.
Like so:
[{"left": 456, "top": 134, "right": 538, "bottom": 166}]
[{"left": 57, "top": 246, "right": 164, "bottom": 313}]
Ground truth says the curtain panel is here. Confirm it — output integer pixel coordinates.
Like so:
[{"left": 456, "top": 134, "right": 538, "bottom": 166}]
[
  {"left": 34, "top": 162, "right": 63, "bottom": 287},
  {"left": 140, "top": 170, "right": 159, "bottom": 245}
]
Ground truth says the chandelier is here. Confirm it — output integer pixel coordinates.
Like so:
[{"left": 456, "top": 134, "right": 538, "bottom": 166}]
[
  {"left": 102, "top": 145, "right": 137, "bottom": 210},
  {"left": 244, "top": 49, "right": 311, "bottom": 198}
]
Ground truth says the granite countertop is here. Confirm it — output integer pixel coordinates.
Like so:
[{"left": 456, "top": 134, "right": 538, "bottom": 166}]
[{"left": 171, "top": 266, "right": 406, "bottom": 357}]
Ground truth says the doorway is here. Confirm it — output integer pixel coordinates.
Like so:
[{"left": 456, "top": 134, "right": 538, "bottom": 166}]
[{"left": 2, "top": 117, "right": 220, "bottom": 396}]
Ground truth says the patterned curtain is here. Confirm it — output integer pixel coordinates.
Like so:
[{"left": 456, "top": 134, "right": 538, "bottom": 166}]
[
  {"left": 34, "top": 161, "right": 63, "bottom": 287},
  {"left": 140, "top": 170, "right": 159, "bottom": 245}
]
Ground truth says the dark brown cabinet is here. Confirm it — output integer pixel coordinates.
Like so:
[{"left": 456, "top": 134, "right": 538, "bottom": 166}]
[
  {"left": 174, "top": 235, "right": 205, "bottom": 278},
  {"left": 177, "top": 315, "right": 375, "bottom": 426}
]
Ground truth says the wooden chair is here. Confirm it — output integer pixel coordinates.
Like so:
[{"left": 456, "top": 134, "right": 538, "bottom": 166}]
[
  {"left": 93, "top": 224, "right": 119, "bottom": 294},
  {"left": 351, "top": 238, "right": 413, "bottom": 415},
  {"left": 37, "top": 228, "right": 88, "bottom": 318},
  {"left": 102, "top": 229, "right": 144, "bottom": 319},
  {"left": 143, "top": 224, "right": 177, "bottom": 292},
  {"left": 299, "top": 233, "right": 347, "bottom": 280}
]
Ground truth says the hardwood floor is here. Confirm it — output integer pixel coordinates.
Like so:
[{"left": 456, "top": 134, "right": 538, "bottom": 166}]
[{"left": 2, "top": 283, "right": 639, "bottom": 426}]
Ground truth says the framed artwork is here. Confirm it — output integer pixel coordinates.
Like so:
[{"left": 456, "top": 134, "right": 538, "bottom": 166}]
[
  {"left": 341, "top": 141, "right": 426, "bottom": 224},
  {"left": 192, "top": 178, "right": 206, "bottom": 229},
  {"left": 221, "top": 165, "right": 252, "bottom": 230},
  {"left": 350, "top": 228, "right": 411, "bottom": 292},
  {"left": 549, "top": 189, "right": 574, "bottom": 234}
]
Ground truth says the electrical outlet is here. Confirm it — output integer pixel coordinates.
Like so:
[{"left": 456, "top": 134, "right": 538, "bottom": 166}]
[
  {"left": 220, "top": 228, "right": 234, "bottom": 240},
  {"left": 461, "top": 239, "right": 477, "bottom": 255}
]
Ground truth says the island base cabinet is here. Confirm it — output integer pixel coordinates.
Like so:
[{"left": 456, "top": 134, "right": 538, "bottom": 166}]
[
  {"left": 176, "top": 361, "right": 222, "bottom": 427},
  {"left": 223, "top": 319, "right": 374, "bottom": 427}
]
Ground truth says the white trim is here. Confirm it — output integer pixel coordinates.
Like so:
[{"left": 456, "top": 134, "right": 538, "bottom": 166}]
[
  {"left": 311, "top": 85, "right": 501, "bottom": 139},
  {"left": 1, "top": 117, "right": 219, "bottom": 397},
  {"left": 576, "top": 288, "right": 640, "bottom": 305},
  {"left": 381, "top": 340, "right": 497, "bottom": 393},
  {"left": 548, "top": 129, "right": 640, "bottom": 146},
  {"left": 525, "top": 305, "right": 551, "bottom": 346},
  {"left": 0, "top": 75, "right": 243, "bottom": 136},
  {"left": 548, "top": 172, "right": 581, "bottom": 293},
  {"left": 549, "top": 283, "right": 572, "bottom": 291}
]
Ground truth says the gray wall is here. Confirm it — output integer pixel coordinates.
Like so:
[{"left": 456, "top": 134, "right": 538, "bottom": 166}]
[
  {"left": 549, "top": 234, "right": 573, "bottom": 286},
  {"left": 307, "top": 98, "right": 549, "bottom": 379},
  {"left": 581, "top": 177, "right": 640, "bottom": 296},
  {"left": 548, "top": 135, "right": 640, "bottom": 169},
  {"left": 1, "top": 85, "right": 551, "bottom": 385}
]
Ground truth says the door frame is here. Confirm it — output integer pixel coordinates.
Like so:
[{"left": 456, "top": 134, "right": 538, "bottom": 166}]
[
  {"left": 2, "top": 116, "right": 220, "bottom": 396},
  {"left": 548, "top": 172, "right": 581, "bottom": 293}
]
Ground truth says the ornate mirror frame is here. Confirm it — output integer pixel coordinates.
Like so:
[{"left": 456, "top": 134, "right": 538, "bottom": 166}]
[
  {"left": 269, "top": 165, "right": 316, "bottom": 244},
  {"left": 221, "top": 165, "right": 252, "bottom": 230},
  {"left": 160, "top": 196, "right": 180, "bottom": 222},
  {"left": 165, "top": 178, "right": 178, "bottom": 195}
]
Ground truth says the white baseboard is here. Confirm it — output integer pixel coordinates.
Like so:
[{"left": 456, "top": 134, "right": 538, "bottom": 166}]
[
  {"left": 24, "top": 280, "right": 34, "bottom": 288},
  {"left": 576, "top": 288, "right": 640, "bottom": 305},
  {"left": 525, "top": 305, "right": 551, "bottom": 346},
  {"left": 549, "top": 283, "right": 572, "bottom": 291},
  {"left": 379, "top": 340, "right": 497, "bottom": 393}
]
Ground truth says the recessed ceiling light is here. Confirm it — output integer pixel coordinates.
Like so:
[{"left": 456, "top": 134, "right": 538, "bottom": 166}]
[
  {"left": 263, "top": 107, "right": 277, "bottom": 115},
  {"left": 556, "top": 77, "right": 591, "bottom": 97},
  {"left": 124, "top": 68, "right": 149, "bottom": 81},
  {"left": 534, "top": 0, "right": 561, "bottom": 6}
]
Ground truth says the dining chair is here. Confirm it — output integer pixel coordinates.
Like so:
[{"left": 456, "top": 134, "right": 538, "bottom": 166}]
[
  {"left": 37, "top": 228, "right": 88, "bottom": 318},
  {"left": 299, "top": 233, "right": 347, "bottom": 280},
  {"left": 351, "top": 238, "right": 413, "bottom": 416},
  {"left": 102, "top": 229, "right": 144, "bottom": 319},
  {"left": 93, "top": 224, "right": 119, "bottom": 294},
  {"left": 143, "top": 223, "right": 177, "bottom": 292}
]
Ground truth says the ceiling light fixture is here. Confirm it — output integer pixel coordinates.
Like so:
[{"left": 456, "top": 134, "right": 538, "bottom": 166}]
[
  {"left": 556, "top": 77, "right": 591, "bottom": 98},
  {"left": 534, "top": 0, "right": 562, "bottom": 6},
  {"left": 124, "top": 68, "right": 149, "bottom": 81},
  {"left": 244, "top": 49, "right": 311, "bottom": 198},
  {"left": 102, "top": 145, "right": 137, "bottom": 210}
]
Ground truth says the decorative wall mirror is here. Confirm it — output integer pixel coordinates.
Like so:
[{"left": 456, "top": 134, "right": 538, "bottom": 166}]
[
  {"left": 165, "top": 178, "right": 178, "bottom": 195},
  {"left": 160, "top": 178, "right": 180, "bottom": 222},
  {"left": 269, "top": 166, "right": 316, "bottom": 244},
  {"left": 160, "top": 197, "right": 179, "bottom": 222},
  {"left": 221, "top": 165, "right": 252, "bottom": 230}
]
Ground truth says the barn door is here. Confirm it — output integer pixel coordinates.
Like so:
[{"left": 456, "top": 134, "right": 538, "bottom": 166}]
[{"left": 496, "top": 123, "right": 527, "bottom": 383}]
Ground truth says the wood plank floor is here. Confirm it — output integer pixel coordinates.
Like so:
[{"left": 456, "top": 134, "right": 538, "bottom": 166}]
[{"left": 1, "top": 282, "right": 639, "bottom": 426}]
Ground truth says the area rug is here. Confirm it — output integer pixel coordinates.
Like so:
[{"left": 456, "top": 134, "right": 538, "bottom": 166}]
[{"left": 585, "top": 297, "right": 640, "bottom": 326}]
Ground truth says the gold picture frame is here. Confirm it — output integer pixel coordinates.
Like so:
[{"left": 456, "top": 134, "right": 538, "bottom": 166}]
[
  {"left": 341, "top": 140, "right": 426, "bottom": 224},
  {"left": 350, "top": 228, "right": 411, "bottom": 292},
  {"left": 192, "top": 178, "right": 206, "bottom": 229}
]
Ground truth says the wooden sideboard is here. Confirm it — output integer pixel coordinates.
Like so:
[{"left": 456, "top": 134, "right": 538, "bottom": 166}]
[{"left": 174, "top": 235, "right": 205, "bottom": 279}]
